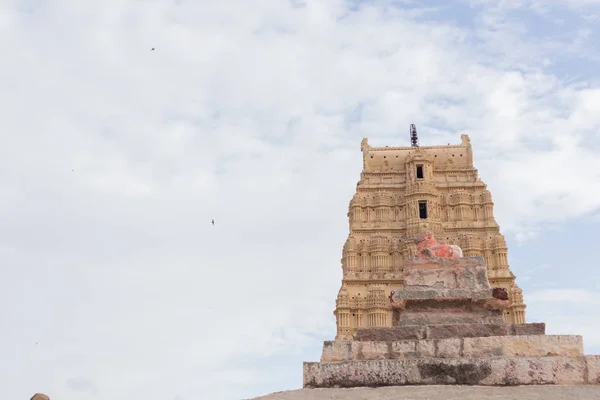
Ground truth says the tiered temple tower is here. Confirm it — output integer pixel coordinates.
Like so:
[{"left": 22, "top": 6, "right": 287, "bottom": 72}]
[{"left": 334, "top": 132, "right": 526, "bottom": 340}]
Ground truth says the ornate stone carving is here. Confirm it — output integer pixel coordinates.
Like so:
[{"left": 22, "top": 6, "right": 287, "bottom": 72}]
[
  {"left": 415, "top": 231, "right": 463, "bottom": 258},
  {"left": 404, "top": 241, "right": 418, "bottom": 258},
  {"left": 360, "top": 138, "right": 370, "bottom": 152}
]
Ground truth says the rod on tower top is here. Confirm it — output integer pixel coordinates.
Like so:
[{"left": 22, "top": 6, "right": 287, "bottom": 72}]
[{"left": 410, "top": 124, "right": 419, "bottom": 147}]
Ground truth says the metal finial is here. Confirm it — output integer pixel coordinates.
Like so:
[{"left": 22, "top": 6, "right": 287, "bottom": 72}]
[{"left": 410, "top": 124, "right": 419, "bottom": 147}]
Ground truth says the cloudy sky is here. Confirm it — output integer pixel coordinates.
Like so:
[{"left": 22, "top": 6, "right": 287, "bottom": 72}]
[{"left": 1, "top": 0, "right": 599, "bottom": 399}]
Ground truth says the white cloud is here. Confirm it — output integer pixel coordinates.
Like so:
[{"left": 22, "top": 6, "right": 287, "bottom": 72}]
[
  {"left": 527, "top": 288, "right": 599, "bottom": 304},
  {"left": 1, "top": 1, "right": 600, "bottom": 399},
  {"left": 527, "top": 288, "right": 600, "bottom": 352},
  {"left": 67, "top": 377, "right": 97, "bottom": 394}
]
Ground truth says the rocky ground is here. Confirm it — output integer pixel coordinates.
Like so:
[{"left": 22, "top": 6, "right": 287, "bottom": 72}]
[{"left": 248, "top": 385, "right": 600, "bottom": 400}]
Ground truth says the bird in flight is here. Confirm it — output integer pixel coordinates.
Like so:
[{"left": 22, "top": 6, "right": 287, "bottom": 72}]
[
  {"left": 151, "top": 47, "right": 155, "bottom": 51},
  {"left": 211, "top": 219, "right": 214, "bottom": 225}
]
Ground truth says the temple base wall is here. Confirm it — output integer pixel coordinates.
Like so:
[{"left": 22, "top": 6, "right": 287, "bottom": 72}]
[
  {"left": 395, "top": 299, "right": 506, "bottom": 325},
  {"left": 307, "top": 257, "right": 599, "bottom": 388},
  {"left": 355, "top": 323, "right": 545, "bottom": 341},
  {"left": 304, "top": 356, "right": 600, "bottom": 388},
  {"left": 320, "top": 335, "right": 583, "bottom": 362}
]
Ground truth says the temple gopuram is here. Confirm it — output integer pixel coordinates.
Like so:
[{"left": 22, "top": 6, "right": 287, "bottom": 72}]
[
  {"left": 302, "top": 127, "right": 600, "bottom": 388},
  {"left": 334, "top": 127, "right": 525, "bottom": 340}
]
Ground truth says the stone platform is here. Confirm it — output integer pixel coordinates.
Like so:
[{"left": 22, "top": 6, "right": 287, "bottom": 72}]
[
  {"left": 355, "top": 322, "right": 546, "bottom": 341},
  {"left": 305, "top": 355, "right": 600, "bottom": 387},
  {"left": 251, "top": 385, "right": 600, "bottom": 400},
  {"left": 303, "top": 257, "right": 600, "bottom": 388},
  {"left": 321, "top": 334, "right": 583, "bottom": 361}
]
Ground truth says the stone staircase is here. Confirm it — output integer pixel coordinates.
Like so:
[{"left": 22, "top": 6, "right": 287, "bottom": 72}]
[{"left": 304, "top": 257, "right": 600, "bottom": 388}]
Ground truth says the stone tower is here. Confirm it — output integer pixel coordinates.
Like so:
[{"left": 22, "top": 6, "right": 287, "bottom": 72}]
[{"left": 334, "top": 133, "right": 526, "bottom": 340}]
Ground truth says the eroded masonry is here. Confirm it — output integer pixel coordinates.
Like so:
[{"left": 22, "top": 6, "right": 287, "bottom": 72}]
[{"left": 335, "top": 133, "right": 525, "bottom": 340}]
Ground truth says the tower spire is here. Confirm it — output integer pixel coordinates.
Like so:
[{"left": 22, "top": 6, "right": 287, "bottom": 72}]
[{"left": 410, "top": 124, "right": 419, "bottom": 147}]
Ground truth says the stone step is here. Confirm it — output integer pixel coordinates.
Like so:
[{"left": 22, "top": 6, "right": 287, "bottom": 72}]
[
  {"left": 356, "top": 322, "right": 545, "bottom": 341},
  {"left": 397, "top": 299, "right": 504, "bottom": 326},
  {"left": 321, "top": 335, "right": 583, "bottom": 362},
  {"left": 392, "top": 289, "right": 492, "bottom": 301},
  {"left": 396, "top": 305, "right": 504, "bottom": 325},
  {"left": 304, "top": 355, "right": 600, "bottom": 388}
]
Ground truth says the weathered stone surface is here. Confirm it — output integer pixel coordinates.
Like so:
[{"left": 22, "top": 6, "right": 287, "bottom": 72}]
[
  {"left": 401, "top": 257, "right": 490, "bottom": 291},
  {"left": 304, "top": 356, "right": 594, "bottom": 388},
  {"left": 390, "top": 257, "right": 499, "bottom": 325},
  {"left": 30, "top": 394, "right": 50, "bottom": 400},
  {"left": 249, "top": 385, "right": 600, "bottom": 400},
  {"left": 395, "top": 299, "right": 505, "bottom": 325},
  {"left": 403, "top": 300, "right": 487, "bottom": 310},
  {"left": 427, "top": 323, "right": 509, "bottom": 339},
  {"left": 355, "top": 323, "right": 545, "bottom": 341},
  {"left": 587, "top": 355, "right": 600, "bottom": 384},
  {"left": 461, "top": 335, "right": 583, "bottom": 358},
  {"left": 321, "top": 335, "right": 583, "bottom": 362},
  {"left": 510, "top": 323, "right": 547, "bottom": 336},
  {"left": 392, "top": 289, "right": 492, "bottom": 302},
  {"left": 357, "top": 325, "right": 426, "bottom": 341},
  {"left": 397, "top": 309, "right": 504, "bottom": 325}
]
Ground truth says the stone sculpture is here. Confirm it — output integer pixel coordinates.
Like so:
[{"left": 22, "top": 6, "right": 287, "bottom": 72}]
[
  {"left": 416, "top": 231, "right": 463, "bottom": 258},
  {"left": 360, "top": 137, "right": 370, "bottom": 154},
  {"left": 492, "top": 287, "right": 509, "bottom": 300}
]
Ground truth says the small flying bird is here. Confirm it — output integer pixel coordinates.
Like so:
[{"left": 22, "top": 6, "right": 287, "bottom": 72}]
[
  {"left": 211, "top": 219, "right": 214, "bottom": 225},
  {"left": 151, "top": 47, "right": 155, "bottom": 51}
]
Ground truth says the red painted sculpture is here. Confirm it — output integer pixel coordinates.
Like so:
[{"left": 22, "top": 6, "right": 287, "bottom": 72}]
[{"left": 415, "top": 231, "right": 463, "bottom": 258}]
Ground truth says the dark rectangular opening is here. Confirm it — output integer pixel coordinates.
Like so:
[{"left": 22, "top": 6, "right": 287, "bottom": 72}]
[
  {"left": 418, "top": 201, "right": 428, "bottom": 219},
  {"left": 416, "top": 165, "right": 424, "bottom": 179}
]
